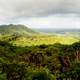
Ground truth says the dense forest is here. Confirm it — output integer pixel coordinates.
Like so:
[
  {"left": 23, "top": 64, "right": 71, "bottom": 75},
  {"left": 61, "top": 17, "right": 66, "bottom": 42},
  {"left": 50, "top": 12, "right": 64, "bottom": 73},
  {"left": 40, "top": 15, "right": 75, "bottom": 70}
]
[
  {"left": 0, "top": 39, "right": 80, "bottom": 80},
  {"left": 0, "top": 25, "right": 80, "bottom": 80}
]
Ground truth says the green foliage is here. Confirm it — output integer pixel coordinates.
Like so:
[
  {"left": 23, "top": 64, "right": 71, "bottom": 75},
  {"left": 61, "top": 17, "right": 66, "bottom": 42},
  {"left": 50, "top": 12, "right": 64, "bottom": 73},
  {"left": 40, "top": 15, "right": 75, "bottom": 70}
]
[
  {"left": 25, "top": 67, "right": 56, "bottom": 80},
  {"left": 0, "top": 73, "right": 6, "bottom": 80},
  {"left": 0, "top": 24, "right": 37, "bottom": 36},
  {"left": 0, "top": 33, "right": 80, "bottom": 79}
]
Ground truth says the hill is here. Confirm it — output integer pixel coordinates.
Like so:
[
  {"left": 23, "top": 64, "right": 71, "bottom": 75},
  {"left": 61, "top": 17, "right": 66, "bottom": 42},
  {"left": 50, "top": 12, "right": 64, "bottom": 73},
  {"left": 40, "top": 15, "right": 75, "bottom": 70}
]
[
  {"left": 0, "top": 24, "right": 37, "bottom": 36},
  {"left": 0, "top": 24, "right": 79, "bottom": 46}
]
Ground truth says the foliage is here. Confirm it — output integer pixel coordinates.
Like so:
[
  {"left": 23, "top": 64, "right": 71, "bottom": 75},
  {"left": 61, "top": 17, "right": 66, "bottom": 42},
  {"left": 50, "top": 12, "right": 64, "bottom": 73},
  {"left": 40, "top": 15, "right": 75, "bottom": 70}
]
[{"left": 0, "top": 34, "right": 80, "bottom": 80}]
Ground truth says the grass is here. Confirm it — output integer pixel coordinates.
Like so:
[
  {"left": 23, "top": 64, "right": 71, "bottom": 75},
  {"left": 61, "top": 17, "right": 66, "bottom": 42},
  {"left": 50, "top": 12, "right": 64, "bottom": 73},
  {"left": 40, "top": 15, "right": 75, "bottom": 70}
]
[{"left": 11, "top": 34, "right": 79, "bottom": 46}]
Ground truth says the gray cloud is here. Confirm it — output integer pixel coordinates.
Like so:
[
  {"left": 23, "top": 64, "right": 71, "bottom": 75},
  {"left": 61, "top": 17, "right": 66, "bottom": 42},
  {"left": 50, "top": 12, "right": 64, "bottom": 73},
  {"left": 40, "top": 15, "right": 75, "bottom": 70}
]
[{"left": 0, "top": 0, "right": 80, "bottom": 21}]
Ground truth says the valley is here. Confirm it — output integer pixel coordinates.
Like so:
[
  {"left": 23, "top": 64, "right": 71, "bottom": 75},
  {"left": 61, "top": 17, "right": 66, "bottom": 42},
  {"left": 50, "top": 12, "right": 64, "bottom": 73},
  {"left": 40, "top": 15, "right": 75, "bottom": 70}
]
[{"left": 0, "top": 24, "right": 80, "bottom": 80}]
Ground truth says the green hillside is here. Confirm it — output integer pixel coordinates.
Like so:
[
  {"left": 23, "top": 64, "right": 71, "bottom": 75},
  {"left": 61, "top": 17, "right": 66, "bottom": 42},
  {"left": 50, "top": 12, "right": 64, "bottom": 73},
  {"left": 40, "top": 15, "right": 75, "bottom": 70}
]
[
  {"left": 0, "top": 24, "right": 80, "bottom": 80},
  {"left": 0, "top": 24, "right": 79, "bottom": 46},
  {"left": 0, "top": 24, "right": 37, "bottom": 36}
]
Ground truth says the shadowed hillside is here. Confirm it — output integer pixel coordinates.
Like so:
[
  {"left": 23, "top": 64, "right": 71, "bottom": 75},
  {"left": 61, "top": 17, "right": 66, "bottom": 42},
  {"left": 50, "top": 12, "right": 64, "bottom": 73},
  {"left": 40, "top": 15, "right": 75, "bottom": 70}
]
[{"left": 0, "top": 24, "right": 37, "bottom": 36}]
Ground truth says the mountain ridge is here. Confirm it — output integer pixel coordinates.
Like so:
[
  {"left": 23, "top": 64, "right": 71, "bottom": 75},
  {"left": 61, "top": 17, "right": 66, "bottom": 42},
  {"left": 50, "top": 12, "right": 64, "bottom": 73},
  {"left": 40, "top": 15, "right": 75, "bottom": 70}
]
[{"left": 0, "top": 24, "right": 37, "bottom": 36}]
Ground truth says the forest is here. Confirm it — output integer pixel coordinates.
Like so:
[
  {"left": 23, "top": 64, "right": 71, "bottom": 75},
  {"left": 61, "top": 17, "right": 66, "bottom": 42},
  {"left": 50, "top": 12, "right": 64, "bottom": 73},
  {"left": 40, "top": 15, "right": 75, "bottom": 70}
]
[
  {"left": 0, "top": 25, "right": 80, "bottom": 80},
  {"left": 0, "top": 35, "right": 80, "bottom": 80}
]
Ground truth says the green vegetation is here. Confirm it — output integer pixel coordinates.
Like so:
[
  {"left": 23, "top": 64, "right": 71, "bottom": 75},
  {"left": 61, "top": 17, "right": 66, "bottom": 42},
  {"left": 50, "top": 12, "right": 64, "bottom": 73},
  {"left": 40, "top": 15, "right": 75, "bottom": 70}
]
[
  {"left": 0, "top": 24, "right": 37, "bottom": 36},
  {"left": 0, "top": 40, "right": 80, "bottom": 80},
  {"left": 0, "top": 34, "right": 79, "bottom": 47},
  {"left": 0, "top": 24, "right": 80, "bottom": 80}
]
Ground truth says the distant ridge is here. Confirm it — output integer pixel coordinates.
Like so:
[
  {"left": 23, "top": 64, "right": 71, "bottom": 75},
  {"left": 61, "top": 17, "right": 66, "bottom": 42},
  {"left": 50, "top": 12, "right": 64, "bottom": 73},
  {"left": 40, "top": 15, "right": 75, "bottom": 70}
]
[
  {"left": 33, "top": 28, "right": 80, "bottom": 34},
  {"left": 0, "top": 24, "right": 37, "bottom": 36}
]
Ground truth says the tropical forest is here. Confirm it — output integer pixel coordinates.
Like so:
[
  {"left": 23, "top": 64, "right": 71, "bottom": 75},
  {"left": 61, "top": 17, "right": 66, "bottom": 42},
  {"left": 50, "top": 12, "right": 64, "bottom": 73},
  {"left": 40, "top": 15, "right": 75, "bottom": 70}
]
[{"left": 0, "top": 24, "right": 80, "bottom": 80}]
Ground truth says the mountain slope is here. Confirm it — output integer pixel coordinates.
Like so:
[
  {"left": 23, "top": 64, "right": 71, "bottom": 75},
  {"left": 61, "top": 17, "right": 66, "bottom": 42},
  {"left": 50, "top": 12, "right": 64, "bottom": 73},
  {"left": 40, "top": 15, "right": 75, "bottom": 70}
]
[{"left": 0, "top": 24, "right": 37, "bottom": 36}]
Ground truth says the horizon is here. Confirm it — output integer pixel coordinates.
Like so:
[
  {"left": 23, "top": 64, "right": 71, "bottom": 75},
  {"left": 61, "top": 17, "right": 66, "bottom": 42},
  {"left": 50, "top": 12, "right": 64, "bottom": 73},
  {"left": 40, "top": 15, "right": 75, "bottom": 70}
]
[{"left": 1, "top": 24, "right": 80, "bottom": 30}]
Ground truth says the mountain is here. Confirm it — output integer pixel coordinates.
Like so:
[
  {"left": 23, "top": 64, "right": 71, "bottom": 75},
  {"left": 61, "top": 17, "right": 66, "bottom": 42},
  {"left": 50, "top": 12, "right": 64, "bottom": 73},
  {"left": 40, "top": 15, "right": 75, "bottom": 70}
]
[{"left": 0, "top": 24, "right": 37, "bottom": 36}]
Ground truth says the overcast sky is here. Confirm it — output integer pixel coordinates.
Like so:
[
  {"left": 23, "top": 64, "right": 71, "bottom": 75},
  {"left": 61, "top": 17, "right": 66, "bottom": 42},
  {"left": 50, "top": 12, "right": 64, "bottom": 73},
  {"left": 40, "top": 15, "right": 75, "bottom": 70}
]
[{"left": 0, "top": 0, "right": 80, "bottom": 28}]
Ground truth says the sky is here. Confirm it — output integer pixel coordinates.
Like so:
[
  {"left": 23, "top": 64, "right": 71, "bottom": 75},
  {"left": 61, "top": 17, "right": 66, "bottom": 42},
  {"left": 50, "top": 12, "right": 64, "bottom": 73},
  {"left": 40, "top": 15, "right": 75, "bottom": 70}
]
[{"left": 0, "top": 0, "right": 80, "bottom": 29}]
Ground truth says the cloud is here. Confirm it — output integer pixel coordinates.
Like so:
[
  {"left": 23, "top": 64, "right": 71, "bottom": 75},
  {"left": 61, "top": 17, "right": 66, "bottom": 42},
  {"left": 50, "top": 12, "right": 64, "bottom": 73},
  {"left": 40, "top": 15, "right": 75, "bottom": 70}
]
[
  {"left": 12, "top": 15, "right": 80, "bottom": 29},
  {"left": 0, "top": 0, "right": 80, "bottom": 21}
]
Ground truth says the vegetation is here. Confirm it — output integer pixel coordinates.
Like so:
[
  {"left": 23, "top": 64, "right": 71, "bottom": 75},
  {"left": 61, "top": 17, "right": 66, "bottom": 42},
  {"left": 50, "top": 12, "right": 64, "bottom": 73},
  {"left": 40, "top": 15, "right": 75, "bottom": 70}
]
[
  {"left": 0, "top": 24, "right": 37, "bottom": 36},
  {"left": 0, "top": 24, "right": 80, "bottom": 80},
  {"left": 0, "top": 38, "right": 80, "bottom": 80}
]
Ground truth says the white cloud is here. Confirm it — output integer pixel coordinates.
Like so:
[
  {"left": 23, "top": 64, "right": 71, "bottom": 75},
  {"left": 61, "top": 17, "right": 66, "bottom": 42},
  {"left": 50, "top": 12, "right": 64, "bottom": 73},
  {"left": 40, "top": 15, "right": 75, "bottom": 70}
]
[
  {"left": 0, "top": 0, "right": 80, "bottom": 20},
  {"left": 0, "top": 0, "right": 80, "bottom": 28},
  {"left": 15, "top": 14, "right": 80, "bottom": 29}
]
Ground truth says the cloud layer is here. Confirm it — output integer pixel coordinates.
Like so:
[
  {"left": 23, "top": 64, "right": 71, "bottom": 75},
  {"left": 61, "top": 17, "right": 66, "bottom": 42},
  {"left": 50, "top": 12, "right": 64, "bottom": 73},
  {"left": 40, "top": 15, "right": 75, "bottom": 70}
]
[{"left": 0, "top": 0, "right": 80, "bottom": 21}]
